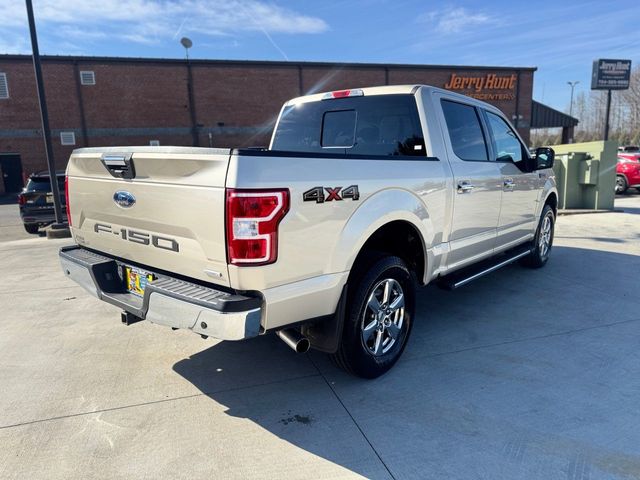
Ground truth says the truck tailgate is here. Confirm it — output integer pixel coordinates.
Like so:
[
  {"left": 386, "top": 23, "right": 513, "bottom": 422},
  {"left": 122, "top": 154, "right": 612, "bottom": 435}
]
[{"left": 67, "top": 147, "right": 232, "bottom": 287}]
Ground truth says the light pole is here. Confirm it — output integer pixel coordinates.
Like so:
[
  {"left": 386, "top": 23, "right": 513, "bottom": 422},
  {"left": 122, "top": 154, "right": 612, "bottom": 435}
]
[
  {"left": 567, "top": 80, "right": 580, "bottom": 118},
  {"left": 181, "top": 37, "right": 199, "bottom": 147},
  {"left": 25, "top": 0, "right": 68, "bottom": 234}
]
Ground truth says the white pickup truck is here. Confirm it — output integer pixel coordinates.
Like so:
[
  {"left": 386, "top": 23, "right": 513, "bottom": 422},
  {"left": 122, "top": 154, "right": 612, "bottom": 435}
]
[{"left": 60, "top": 85, "right": 557, "bottom": 378}]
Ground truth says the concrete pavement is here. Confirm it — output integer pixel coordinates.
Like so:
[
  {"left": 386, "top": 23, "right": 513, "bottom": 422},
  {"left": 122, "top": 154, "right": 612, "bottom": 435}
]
[
  {"left": 0, "top": 200, "right": 32, "bottom": 242},
  {"left": 0, "top": 195, "right": 639, "bottom": 479}
]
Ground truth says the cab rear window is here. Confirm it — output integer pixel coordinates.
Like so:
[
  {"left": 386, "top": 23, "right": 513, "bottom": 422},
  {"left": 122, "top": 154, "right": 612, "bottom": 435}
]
[{"left": 272, "top": 94, "right": 426, "bottom": 157}]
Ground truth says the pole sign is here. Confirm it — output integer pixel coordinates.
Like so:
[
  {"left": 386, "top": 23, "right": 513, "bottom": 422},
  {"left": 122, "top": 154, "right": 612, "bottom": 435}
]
[{"left": 591, "top": 59, "right": 631, "bottom": 90}]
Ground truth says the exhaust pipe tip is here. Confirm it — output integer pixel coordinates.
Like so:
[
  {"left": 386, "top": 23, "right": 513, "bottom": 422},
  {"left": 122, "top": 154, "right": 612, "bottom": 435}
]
[{"left": 276, "top": 328, "right": 310, "bottom": 353}]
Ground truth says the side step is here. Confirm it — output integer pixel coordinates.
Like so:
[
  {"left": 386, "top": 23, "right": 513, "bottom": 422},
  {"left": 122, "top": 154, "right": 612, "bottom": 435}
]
[{"left": 437, "top": 247, "right": 533, "bottom": 290}]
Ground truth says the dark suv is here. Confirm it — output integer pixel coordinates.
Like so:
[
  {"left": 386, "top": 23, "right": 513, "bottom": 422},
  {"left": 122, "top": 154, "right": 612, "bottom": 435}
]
[{"left": 18, "top": 171, "right": 67, "bottom": 234}]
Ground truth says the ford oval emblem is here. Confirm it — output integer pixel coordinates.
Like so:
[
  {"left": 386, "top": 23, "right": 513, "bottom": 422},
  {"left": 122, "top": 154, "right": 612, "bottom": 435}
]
[{"left": 113, "top": 191, "right": 136, "bottom": 208}]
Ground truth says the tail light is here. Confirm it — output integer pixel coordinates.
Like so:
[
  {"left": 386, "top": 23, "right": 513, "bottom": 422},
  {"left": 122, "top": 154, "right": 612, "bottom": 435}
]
[
  {"left": 17, "top": 193, "right": 26, "bottom": 206},
  {"left": 226, "top": 188, "right": 289, "bottom": 265},
  {"left": 64, "top": 176, "right": 72, "bottom": 226}
]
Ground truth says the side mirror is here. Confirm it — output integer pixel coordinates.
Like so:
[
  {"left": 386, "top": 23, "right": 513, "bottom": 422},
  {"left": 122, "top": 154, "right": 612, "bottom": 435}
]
[{"left": 534, "top": 147, "right": 554, "bottom": 170}]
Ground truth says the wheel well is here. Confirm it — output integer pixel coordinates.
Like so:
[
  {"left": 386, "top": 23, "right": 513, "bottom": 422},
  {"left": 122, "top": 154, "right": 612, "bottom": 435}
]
[
  {"left": 544, "top": 192, "right": 558, "bottom": 215},
  {"left": 353, "top": 221, "right": 426, "bottom": 285}
]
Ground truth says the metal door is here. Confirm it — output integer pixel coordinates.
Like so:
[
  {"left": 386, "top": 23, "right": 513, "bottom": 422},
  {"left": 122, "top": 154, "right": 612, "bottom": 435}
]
[
  {"left": 482, "top": 111, "right": 539, "bottom": 250},
  {"left": 436, "top": 96, "right": 502, "bottom": 271},
  {"left": 0, "top": 155, "right": 24, "bottom": 193}
]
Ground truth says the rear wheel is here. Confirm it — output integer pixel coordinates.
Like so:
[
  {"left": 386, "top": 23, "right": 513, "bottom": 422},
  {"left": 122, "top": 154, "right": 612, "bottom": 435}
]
[
  {"left": 520, "top": 204, "right": 554, "bottom": 269},
  {"left": 24, "top": 224, "right": 39, "bottom": 234},
  {"left": 615, "top": 175, "right": 628, "bottom": 194},
  {"left": 331, "top": 255, "right": 415, "bottom": 379}
]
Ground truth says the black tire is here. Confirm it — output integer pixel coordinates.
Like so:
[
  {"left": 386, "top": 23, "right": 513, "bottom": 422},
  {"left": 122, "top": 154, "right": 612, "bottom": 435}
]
[
  {"left": 24, "top": 224, "right": 39, "bottom": 234},
  {"left": 330, "top": 255, "right": 415, "bottom": 379},
  {"left": 520, "top": 204, "right": 554, "bottom": 269},
  {"left": 615, "top": 175, "right": 628, "bottom": 194}
]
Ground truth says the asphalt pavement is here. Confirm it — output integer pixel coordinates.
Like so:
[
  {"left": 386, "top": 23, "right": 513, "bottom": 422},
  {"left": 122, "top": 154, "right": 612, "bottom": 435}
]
[{"left": 1, "top": 195, "right": 639, "bottom": 479}]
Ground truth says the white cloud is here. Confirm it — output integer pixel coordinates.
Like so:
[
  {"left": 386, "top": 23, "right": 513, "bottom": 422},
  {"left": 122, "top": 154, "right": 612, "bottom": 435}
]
[
  {"left": 0, "top": 0, "right": 328, "bottom": 54},
  {"left": 419, "top": 7, "right": 493, "bottom": 34}
]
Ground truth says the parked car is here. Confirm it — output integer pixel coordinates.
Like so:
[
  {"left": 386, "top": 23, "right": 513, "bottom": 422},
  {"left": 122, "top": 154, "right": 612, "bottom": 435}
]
[
  {"left": 618, "top": 152, "right": 640, "bottom": 163},
  {"left": 18, "top": 171, "right": 67, "bottom": 234},
  {"left": 618, "top": 145, "right": 639, "bottom": 153},
  {"left": 616, "top": 155, "right": 640, "bottom": 194},
  {"left": 59, "top": 85, "right": 557, "bottom": 378}
]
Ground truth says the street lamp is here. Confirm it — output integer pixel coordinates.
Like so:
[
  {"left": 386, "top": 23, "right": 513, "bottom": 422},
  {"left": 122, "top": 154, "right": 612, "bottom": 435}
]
[
  {"left": 180, "top": 36, "right": 192, "bottom": 60},
  {"left": 180, "top": 37, "right": 198, "bottom": 147},
  {"left": 567, "top": 81, "right": 580, "bottom": 118}
]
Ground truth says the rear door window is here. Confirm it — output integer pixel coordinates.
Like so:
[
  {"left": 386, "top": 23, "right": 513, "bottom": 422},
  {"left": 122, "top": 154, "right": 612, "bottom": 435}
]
[
  {"left": 440, "top": 100, "right": 489, "bottom": 161},
  {"left": 272, "top": 94, "right": 426, "bottom": 157}
]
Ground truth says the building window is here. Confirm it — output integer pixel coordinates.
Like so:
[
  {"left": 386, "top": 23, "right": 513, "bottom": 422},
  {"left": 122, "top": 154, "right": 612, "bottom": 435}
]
[
  {"left": 80, "top": 71, "right": 95, "bottom": 85},
  {"left": 0, "top": 73, "right": 8, "bottom": 99},
  {"left": 60, "top": 131, "right": 76, "bottom": 145},
  {"left": 149, "top": 140, "right": 160, "bottom": 146}
]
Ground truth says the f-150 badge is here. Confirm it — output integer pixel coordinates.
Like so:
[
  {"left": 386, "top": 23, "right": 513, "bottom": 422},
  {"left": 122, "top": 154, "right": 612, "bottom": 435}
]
[{"left": 303, "top": 185, "right": 359, "bottom": 204}]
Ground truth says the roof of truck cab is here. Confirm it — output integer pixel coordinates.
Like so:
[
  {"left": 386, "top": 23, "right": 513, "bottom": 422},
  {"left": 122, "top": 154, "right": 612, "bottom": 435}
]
[{"left": 284, "top": 85, "right": 501, "bottom": 112}]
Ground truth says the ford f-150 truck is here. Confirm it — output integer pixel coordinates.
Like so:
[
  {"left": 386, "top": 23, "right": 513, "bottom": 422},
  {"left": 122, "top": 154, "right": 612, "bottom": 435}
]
[{"left": 59, "top": 85, "right": 557, "bottom": 378}]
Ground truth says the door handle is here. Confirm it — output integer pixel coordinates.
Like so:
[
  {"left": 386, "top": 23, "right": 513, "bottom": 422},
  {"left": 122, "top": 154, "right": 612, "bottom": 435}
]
[
  {"left": 457, "top": 181, "right": 475, "bottom": 194},
  {"left": 503, "top": 179, "right": 515, "bottom": 190}
]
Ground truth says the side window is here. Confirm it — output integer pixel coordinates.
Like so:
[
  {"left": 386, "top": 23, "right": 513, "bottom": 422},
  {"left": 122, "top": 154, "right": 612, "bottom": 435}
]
[
  {"left": 441, "top": 100, "right": 488, "bottom": 161},
  {"left": 485, "top": 112, "right": 524, "bottom": 162}
]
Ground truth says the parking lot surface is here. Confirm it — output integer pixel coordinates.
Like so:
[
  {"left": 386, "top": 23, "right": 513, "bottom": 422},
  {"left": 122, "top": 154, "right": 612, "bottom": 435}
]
[
  {"left": 0, "top": 197, "right": 32, "bottom": 243},
  {"left": 1, "top": 195, "right": 639, "bottom": 480}
]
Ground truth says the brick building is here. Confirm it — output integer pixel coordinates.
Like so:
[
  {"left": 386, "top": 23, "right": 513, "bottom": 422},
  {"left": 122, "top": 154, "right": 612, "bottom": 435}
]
[{"left": 0, "top": 54, "right": 536, "bottom": 194}]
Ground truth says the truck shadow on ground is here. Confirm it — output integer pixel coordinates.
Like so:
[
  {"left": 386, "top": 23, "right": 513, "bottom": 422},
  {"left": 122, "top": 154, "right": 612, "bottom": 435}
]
[{"left": 172, "top": 246, "right": 640, "bottom": 478}]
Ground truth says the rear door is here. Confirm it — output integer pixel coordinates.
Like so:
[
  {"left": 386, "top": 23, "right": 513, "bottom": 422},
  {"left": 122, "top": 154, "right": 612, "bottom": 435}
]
[
  {"left": 67, "top": 147, "right": 232, "bottom": 287},
  {"left": 437, "top": 96, "right": 502, "bottom": 270},
  {"left": 482, "top": 110, "right": 539, "bottom": 250}
]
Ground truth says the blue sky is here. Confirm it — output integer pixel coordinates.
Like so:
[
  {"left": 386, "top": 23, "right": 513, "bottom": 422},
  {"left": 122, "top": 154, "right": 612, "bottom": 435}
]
[{"left": 2, "top": 0, "right": 639, "bottom": 111}]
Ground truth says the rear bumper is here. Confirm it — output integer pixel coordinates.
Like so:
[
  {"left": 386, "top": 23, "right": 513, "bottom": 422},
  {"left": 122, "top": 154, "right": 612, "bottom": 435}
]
[
  {"left": 59, "top": 246, "right": 262, "bottom": 341},
  {"left": 20, "top": 210, "right": 56, "bottom": 225}
]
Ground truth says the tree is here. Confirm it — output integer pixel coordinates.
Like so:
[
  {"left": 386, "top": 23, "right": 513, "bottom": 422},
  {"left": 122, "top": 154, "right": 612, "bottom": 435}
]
[{"left": 532, "top": 65, "right": 640, "bottom": 146}]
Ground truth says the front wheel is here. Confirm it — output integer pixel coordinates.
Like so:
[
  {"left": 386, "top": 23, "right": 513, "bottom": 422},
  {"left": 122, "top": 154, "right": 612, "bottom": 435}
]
[
  {"left": 330, "top": 255, "right": 415, "bottom": 379},
  {"left": 520, "top": 204, "right": 555, "bottom": 269}
]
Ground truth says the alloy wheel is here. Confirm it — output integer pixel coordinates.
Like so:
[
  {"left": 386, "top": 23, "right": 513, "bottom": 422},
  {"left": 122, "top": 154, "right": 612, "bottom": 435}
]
[{"left": 361, "top": 278, "right": 405, "bottom": 356}]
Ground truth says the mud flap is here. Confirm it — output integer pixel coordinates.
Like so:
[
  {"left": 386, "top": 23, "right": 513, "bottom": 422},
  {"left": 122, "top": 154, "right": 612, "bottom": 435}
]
[{"left": 302, "top": 284, "right": 347, "bottom": 354}]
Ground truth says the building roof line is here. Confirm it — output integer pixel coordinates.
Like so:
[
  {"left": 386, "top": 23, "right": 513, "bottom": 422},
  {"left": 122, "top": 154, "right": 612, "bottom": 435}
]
[{"left": 0, "top": 54, "right": 538, "bottom": 72}]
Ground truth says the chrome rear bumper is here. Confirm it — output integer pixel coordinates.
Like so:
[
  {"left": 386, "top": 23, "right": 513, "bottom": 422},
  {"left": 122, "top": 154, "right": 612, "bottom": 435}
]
[{"left": 59, "top": 246, "right": 262, "bottom": 340}]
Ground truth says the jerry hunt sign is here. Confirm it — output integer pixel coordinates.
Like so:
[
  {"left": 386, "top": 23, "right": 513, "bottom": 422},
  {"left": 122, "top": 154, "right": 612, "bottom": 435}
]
[
  {"left": 591, "top": 59, "right": 631, "bottom": 90},
  {"left": 444, "top": 73, "right": 516, "bottom": 101}
]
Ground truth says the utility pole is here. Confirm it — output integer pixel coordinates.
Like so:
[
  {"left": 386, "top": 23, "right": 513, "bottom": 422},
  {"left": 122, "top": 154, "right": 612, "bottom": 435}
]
[
  {"left": 604, "top": 89, "right": 612, "bottom": 141},
  {"left": 25, "top": 0, "right": 66, "bottom": 231},
  {"left": 567, "top": 80, "right": 579, "bottom": 118}
]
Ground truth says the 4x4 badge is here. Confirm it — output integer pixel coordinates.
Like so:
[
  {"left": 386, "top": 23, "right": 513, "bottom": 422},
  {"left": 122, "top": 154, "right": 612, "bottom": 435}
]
[{"left": 303, "top": 185, "right": 360, "bottom": 204}]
